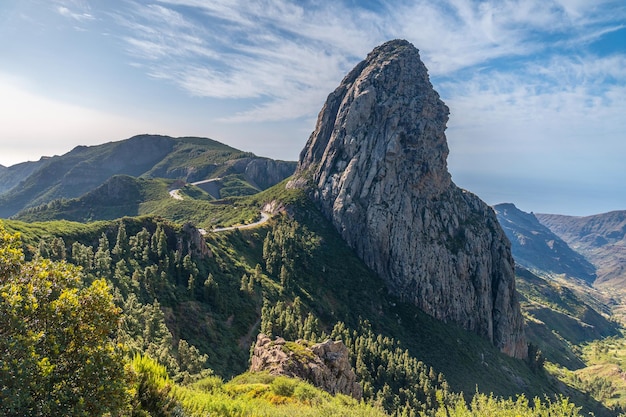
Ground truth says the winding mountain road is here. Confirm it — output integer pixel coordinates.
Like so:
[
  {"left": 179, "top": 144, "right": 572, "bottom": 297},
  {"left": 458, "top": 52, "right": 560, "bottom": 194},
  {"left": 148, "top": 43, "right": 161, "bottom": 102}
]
[
  {"left": 169, "top": 189, "right": 184, "bottom": 200},
  {"left": 212, "top": 212, "right": 271, "bottom": 232},
  {"left": 168, "top": 179, "right": 271, "bottom": 233}
]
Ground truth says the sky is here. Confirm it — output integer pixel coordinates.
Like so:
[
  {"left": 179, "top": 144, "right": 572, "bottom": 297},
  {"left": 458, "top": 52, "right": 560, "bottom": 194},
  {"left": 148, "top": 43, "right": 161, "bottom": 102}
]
[{"left": 0, "top": 0, "right": 624, "bottom": 216}]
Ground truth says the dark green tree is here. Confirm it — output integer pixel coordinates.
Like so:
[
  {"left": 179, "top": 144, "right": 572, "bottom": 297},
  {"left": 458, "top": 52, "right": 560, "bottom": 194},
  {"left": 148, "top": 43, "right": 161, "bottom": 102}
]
[
  {"left": 112, "top": 221, "right": 129, "bottom": 258},
  {"left": 94, "top": 232, "right": 112, "bottom": 277}
]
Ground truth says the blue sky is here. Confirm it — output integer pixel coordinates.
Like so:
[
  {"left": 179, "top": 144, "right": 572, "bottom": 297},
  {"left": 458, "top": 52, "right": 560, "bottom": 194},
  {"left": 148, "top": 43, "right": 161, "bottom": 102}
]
[{"left": 1, "top": 0, "right": 624, "bottom": 215}]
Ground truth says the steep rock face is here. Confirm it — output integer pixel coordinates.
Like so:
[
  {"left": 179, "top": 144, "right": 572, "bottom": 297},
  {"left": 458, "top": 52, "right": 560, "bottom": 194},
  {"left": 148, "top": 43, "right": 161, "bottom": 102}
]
[
  {"left": 250, "top": 334, "right": 362, "bottom": 399},
  {"left": 289, "top": 39, "right": 526, "bottom": 358},
  {"left": 181, "top": 222, "right": 213, "bottom": 259},
  {"left": 241, "top": 158, "right": 297, "bottom": 190}
]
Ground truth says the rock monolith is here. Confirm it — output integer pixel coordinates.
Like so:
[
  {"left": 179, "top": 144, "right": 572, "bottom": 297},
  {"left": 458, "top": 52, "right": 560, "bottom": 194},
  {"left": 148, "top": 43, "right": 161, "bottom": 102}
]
[{"left": 289, "top": 39, "right": 526, "bottom": 358}]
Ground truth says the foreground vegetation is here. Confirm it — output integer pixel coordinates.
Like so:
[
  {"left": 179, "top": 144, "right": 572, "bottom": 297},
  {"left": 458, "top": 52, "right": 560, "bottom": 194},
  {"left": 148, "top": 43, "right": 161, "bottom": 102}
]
[{"left": 2, "top": 182, "right": 624, "bottom": 416}]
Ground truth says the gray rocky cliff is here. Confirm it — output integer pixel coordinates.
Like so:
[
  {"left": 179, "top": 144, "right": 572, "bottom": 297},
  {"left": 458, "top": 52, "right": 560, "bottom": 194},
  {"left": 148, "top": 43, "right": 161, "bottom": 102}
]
[
  {"left": 288, "top": 39, "right": 526, "bottom": 359},
  {"left": 250, "top": 334, "right": 362, "bottom": 399}
]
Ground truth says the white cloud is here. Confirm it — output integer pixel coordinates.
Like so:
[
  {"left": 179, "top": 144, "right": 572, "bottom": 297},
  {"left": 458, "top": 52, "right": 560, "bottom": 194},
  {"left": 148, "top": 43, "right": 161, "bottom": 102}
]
[
  {"left": 57, "top": 6, "right": 93, "bottom": 21},
  {"left": 116, "top": 1, "right": 371, "bottom": 121},
  {"left": 3, "top": 0, "right": 625, "bottom": 213},
  {"left": 113, "top": 0, "right": 625, "bottom": 125}
]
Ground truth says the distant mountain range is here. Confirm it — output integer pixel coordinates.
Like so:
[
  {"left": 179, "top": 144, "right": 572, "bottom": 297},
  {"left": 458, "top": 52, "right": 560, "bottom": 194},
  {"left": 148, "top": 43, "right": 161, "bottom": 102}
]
[
  {"left": 536, "top": 211, "right": 626, "bottom": 289},
  {"left": 494, "top": 203, "right": 621, "bottom": 369},
  {"left": 494, "top": 203, "right": 596, "bottom": 283},
  {"left": 0, "top": 134, "right": 296, "bottom": 219}
]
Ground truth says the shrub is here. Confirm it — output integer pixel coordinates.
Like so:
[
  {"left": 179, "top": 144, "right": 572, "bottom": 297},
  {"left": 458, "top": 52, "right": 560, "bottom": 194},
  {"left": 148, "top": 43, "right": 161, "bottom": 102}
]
[{"left": 271, "top": 376, "right": 297, "bottom": 397}]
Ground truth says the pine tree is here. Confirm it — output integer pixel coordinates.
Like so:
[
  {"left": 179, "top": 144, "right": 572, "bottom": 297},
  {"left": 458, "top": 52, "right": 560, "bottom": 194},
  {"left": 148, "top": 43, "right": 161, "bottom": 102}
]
[
  {"left": 279, "top": 264, "right": 290, "bottom": 292},
  {"left": 130, "top": 228, "right": 151, "bottom": 262},
  {"left": 114, "top": 259, "right": 131, "bottom": 294},
  {"left": 37, "top": 238, "right": 50, "bottom": 258},
  {"left": 50, "top": 236, "right": 66, "bottom": 260},
  {"left": 254, "top": 263, "right": 263, "bottom": 283},
  {"left": 187, "top": 274, "right": 196, "bottom": 294},
  {"left": 112, "top": 221, "right": 129, "bottom": 258},
  {"left": 152, "top": 224, "right": 168, "bottom": 258},
  {"left": 71, "top": 242, "right": 94, "bottom": 270},
  {"left": 240, "top": 274, "right": 249, "bottom": 292},
  {"left": 94, "top": 233, "right": 112, "bottom": 277}
]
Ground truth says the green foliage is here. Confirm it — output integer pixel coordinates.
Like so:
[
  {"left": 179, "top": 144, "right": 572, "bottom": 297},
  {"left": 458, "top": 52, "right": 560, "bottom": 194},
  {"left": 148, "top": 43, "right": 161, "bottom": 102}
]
[
  {"left": 4, "top": 184, "right": 617, "bottom": 416},
  {"left": 332, "top": 320, "right": 455, "bottom": 415},
  {"left": 526, "top": 342, "right": 546, "bottom": 373},
  {"left": 434, "top": 393, "right": 584, "bottom": 417},
  {"left": 545, "top": 335, "right": 626, "bottom": 413},
  {"left": 0, "top": 221, "right": 128, "bottom": 416},
  {"left": 260, "top": 290, "right": 451, "bottom": 415},
  {"left": 517, "top": 268, "right": 620, "bottom": 369},
  {"left": 14, "top": 176, "right": 173, "bottom": 223},
  {"left": 218, "top": 174, "right": 261, "bottom": 198},
  {"left": 261, "top": 298, "right": 321, "bottom": 342},
  {"left": 178, "top": 184, "right": 214, "bottom": 201},
  {"left": 271, "top": 376, "right": 298, "bottom": 397},
  {"left": 130, "top": 363, "right": 593, "bottom": 417},
  {"left": 129, "top": 355, "right": 179, "bottom": 417},
  {"left": 171, "top": 371, "right": 388, "bottom": 417}
]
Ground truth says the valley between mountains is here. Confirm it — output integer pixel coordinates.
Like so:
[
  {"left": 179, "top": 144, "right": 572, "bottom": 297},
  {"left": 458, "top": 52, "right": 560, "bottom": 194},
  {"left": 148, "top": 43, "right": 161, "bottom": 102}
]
[{"left": 2, "top": 40, "right": 626, "bottom": 416}]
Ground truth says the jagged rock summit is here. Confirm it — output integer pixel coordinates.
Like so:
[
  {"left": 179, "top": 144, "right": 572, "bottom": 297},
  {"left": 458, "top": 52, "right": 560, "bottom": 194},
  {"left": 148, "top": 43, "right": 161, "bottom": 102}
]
[{"left": 289, "top": 39, "right": 527, "bottom": 359}]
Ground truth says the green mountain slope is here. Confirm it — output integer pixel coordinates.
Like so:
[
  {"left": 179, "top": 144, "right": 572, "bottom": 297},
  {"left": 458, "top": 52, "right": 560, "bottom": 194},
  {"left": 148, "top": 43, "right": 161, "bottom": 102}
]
[
  {"left": 495, "top": 203, "right": 620, "bottom": 368},
  {"left": 0, "top": 135, "right": 296, "bottom": 218},
  {"left": 516, "top": 267, "right": 620, "bottom": 370},
  {"left": 0, "top": 159, "right": 43, "bottom": 194},
  {"left": 14, "top": 175, "right": 174, "bottom": 222},
  {"left": 13, "top": 174, "right": 268, "bottom": 229},
  {"left": 5, "top": 184, "right": 616, "bottom": 416}
]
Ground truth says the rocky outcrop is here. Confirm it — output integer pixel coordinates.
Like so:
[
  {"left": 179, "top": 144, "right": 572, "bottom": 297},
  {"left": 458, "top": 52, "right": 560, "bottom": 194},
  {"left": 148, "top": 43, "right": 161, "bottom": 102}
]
[
  {"left": 250, "top": 334, "right": 362, "bottom": 399},
  {"left": 181, "top": 222, "right": 212, "bottom": 259},
  {"left": 242, "top": 158, "right": 297, "bottom": 190},
  {"left": 288, "top": 39, "right": 526, "bottom": 359}
]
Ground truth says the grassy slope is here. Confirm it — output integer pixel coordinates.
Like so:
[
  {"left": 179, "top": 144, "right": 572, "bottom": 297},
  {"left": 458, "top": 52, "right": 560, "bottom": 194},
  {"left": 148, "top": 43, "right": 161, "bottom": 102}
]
[
  {"left": 205, "top": 185, "right": 614, "bottom": 414},
  {"left": 13, "top": 174, "right": 263, "bottom": 227},
  {"left": 516, "top": 267, "right": 620, "bottom": 370}
]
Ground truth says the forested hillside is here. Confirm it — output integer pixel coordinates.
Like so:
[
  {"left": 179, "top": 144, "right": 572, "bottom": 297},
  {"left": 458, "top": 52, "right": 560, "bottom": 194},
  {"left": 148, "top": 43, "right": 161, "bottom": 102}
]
[{"left": 2, "top": 183, "right": 619, "bottom": 416}]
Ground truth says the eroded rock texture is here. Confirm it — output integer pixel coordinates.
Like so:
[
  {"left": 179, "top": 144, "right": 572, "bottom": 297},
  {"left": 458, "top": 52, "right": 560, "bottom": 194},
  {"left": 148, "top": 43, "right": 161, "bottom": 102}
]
[
  {"left": 289, "top": 39, "right": 526, "bottom": 359},
  {"left": 250, "top": 334, "right": 362, "bottom": 399}
]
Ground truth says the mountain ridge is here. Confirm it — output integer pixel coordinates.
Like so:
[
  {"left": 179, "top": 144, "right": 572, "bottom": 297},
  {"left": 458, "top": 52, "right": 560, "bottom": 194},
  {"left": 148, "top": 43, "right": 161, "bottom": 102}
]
[
  {"left": 3, "top": 39, "right": 625, "bottom": 417},
  {"left": 494, "top": 203, "right": 596, "bottom": 283},
  {"left": 0, "top": 134, "right": 296, "bottom": 218},
  {"left": 536, "top": 211, "right": 626, "bottom": 289}
]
